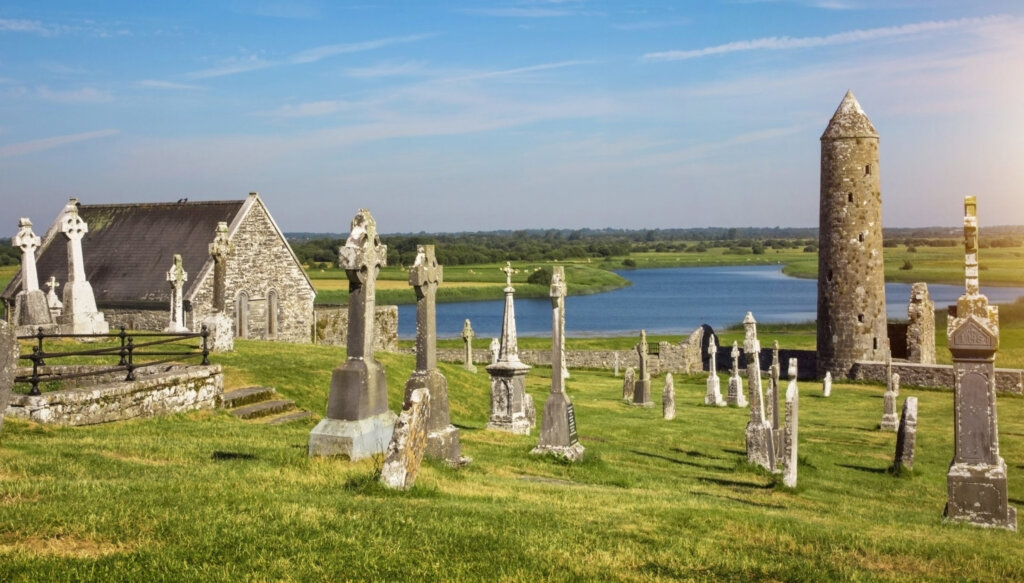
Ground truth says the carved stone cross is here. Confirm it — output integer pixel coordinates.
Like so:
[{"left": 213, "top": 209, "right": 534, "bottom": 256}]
[
  {"left": 409, "top": 245, "right": 442, "bottom": 372},
  {"left": 550, "top": 266, "right": 567, "bottom": 394},
  {"left": 59, "top": 199, "right": 89, "bottom": 283},
  {"left": 166, "top": 254, "right": 188, "bottom": 331},
  {"left": 339, "top": 209, "right": 386, "bottom": 359},
  {"left": 708, "top": 336, "right": 718, "bottom": 373},
  {"left": 45, "top": 276, "right": 59, "bottom": 295},
  {"left": 208, "top": 221, "right": 232, "bottom": 313},
  {"left": 13, "top": 218, "right": 41, "bottom": 292},
  {"left": 502, "top": 261, "right": 515, "bottom": 289}
]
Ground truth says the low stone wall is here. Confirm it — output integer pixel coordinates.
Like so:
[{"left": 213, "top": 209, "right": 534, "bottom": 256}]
[
  {"left": 314, "top": 305, "right": 398, "bottom": 352},
  {"left": 437, "top": 347, "right": 703, "bottom": 376},
  {"left": 849, "top": 360, "right": 1024, "bottom": 394},
  {"left": 5, "top": 364, "right": 223, "bottom": 426},
  {"left": 103, "top": 308, "right": 169, "bottom": 332}
]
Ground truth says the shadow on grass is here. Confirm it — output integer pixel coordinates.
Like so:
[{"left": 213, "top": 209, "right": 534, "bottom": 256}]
[
  {"left": 630, "top": 450, "right": 733, "bottom": 472},
  {"left": 669, "top": 447, "right": 722, "bottom": 459},
  {"left": 697, "top": 476, "right": 774, "bottom": 490},
  {"left": 693, "top": 491, "right": 787, "bottom": 510},
  {"left": 721, "top": 448, "right": 746, "bottom": 457},
  {"left": 211, "top": 451, "right": 256, "bottom": 461},
  {"left": 838, "top": 463, "right": 888, "bottom": 474}
]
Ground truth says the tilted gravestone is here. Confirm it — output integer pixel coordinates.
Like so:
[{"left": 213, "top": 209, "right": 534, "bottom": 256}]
[
  {"left": 893, "top": 396, "right": 918, "bottom": 473},
  {"left": 380, "top": 388, "right": 431, "bottom": 490},
  {"left": 743, "top": 312, "right": 775, "bottom": 471},
  {"left": 727, "top": 341, "right": 747, "bottom": 407},
  {"left": 632, "top": 330, "right": 653, "bottom": 407},
  {"left": 531, "top": 266, "right": 583, "bottom": 460},
  {"left": 486, "top": 262, "right": 532, "bottom": 434},
  {"left": 782, "top": 358, "right": 799, "bottom": 488},
  {"left": 907, "top": 282, "right": 936, "bottom": 364},
  {"left": 943, "top": 197, "right": 1016, "bottom": 531},
  {"left": 404, "top": 245, "right": 463, "bottom": 465},
  {"left": 308, "top": 209, "right": 397, "bottom": 460},
  {"left": 0, "top": 320, "right": 19, "bottom": 439}
]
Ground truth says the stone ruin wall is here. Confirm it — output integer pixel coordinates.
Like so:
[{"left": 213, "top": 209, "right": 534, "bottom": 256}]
[
  {"left": 314, "top": 305, "right": 398, "bottom": 352},
  {"left": 817, "top": 135, "right": 890, "bottom": 378},
  {"left": 103, "top": 308, "right": 169, "bottom": 332},
  {"left": 5, "top": 364, "right": 223, "bottom": 425},
  {"left": 850, "top": 360, "right": 1023, "bottom": 394},
  {"left": 190, "top": 200, "right": 315, "bottom": 343}
]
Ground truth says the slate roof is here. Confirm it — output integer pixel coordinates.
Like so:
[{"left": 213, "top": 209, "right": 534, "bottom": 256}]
[{"left": 2, "top": 200, "right": 244, "bottom": 306}]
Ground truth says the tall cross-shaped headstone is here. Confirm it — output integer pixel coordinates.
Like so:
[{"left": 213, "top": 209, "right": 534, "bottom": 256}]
[
  {"left": 705, "top": 336, "right": 725, "bottom": 406},
  {"left": 12, "top": 218, "right": 52, "bottom": 328},
  {"left": 496, "top": 262, "right": 520, "bottom": 362},
  {"left": 309, "top": 208, "right": 397, "bottom": 460},
  {"left": 209, "top": 221, "right": 231, "bottom": 313},
  {"left": 632, "top": 329, "right": 652, "bottom": 406},
  {"left": 943, "top": 196, "right": 1016, "bottom": 530},
  {"left": 57, "top": 199, "right": 107, "bottom": 335},
  {"left": 44, "top": 276, "right": 63, "bottom": 319},
  {"left": 728, "top": 341, "right": 747, "bottom": 407},
  {"left": 404, "top": 245, "right": 463, "bottom": 465},
  {"left": 743, "top": 311, "right": 775, "bottom": 471},
  {"left": 165, "top": 254, "right": 189, "bottom": 332},
  {"left": 461, "top": 319, "right": 477, "bottom": 372},
  {"left": 532, "top": 266, "right": 583, "bottom": 460}
]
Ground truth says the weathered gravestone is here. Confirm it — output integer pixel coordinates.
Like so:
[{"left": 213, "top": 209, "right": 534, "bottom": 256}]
[
  {"left": 893, "top": 396, "right": 918, "bottom": 473},
  {"left": 613, "top": 352, "right": 620, "bottom": 377},
  {"left": 767, "top": 340, "right": 780, "bottom": 433},
  {"left": 309, "top": 209, "right": 397, "bottom": 460},
  {"left": 44, "top": 276, "right": 63, "bottom": 321},
  {"left": 944, "top": 197, "right": 1016, "bottom": 531},
  {"left": 0, "top": 320, "right": 19, "bottom": 439},
  {"left": 662, "top": 373, "right": 676, "bottom": 420},
  {"left": 202, "top": 221, "right": 234, "bottom": 352},
  {"left": 622, "top": 367, "right": 635, "bottom": 401},
  {"left": 704, "top": 337, "right": 725, "bottom": 406},
  {"left": 743, "top": 312, "right": 775, "bottom": 471},
  {"left": 532, "top": 266, "right": 584, "bottom": 461},
  {"left": 880, "top": 373, "right": 899, "bottom": 432},
  {"left": 404, "top": 245, "right": 463, "bottom": 465},
  {"left": 380, "top": 388, "right": 431, "bottom": 490},
  {"left": 907, "top": 282, "right": 936, "bottom": 364},
  {"left": 486, "top": 262, "right": 533, "bottom": 434},
  {"left": 461, "top": 319, "right": 477, "bottom": 373},
  {"left": 57, "top": 199, "right": 108, "bottom": 335},
  {"left": 489, "top": 337, "right": 500, "bottom": 365},
  {"left": 727, "top": 341, "right": 747, "bottom": 407},
  {"left": 782, "top": 358, "right": 799, "bottom": 488},
  {"left": 12, "top": 218, "right": 54, "bottom": 333},
  {"left": 164, "top": 254, "right": 189, "bottom": 333},
  {"left": 632, "top": 330, "right": 653, "bottom": 407},
  {"left": 822, "top": 371, "right": 832, "bottom": 398}
]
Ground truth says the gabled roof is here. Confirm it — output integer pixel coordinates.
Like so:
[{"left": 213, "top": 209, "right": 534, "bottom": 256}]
[{"left": 2, "top": 199, "right": 244, "bottom": 305}]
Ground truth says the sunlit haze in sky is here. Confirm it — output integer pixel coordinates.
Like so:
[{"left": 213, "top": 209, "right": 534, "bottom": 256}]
[{"left": 1, "top": 1, "right": 1022, "bottom": 233}]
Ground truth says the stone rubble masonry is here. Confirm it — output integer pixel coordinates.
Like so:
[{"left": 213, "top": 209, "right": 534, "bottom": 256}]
[
  {"left": 849, "top": 360, "right": 1023, "bottom": 394},
  {"left": 817, "top": 91, "right": 890, "bottom": 379},
  {"left": 380, "top": 387, "right": 431, "bottom": 490},
  {"left": 187, "top": 195, "right": 315, "bottom": 343},
  {"left": 662, "top": 373, "right": 676, "bottom": 420},
  {"left": 907, "top": 282, "right": 936, "bottom": 364},
  {"left": 313, "top": 305, "right": 398, "bottom": 352},
  {"left": 893, "top": 396, "right": 918, "bottom": 472},
  {"left": 0, "top": 320, "right": 18, "bottom": 437},
  {"left": 5, "top": 365, "right": 222, "bottom": 426}
]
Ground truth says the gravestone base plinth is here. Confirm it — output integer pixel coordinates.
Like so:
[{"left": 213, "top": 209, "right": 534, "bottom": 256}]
[
  {"left": 308, "top": 410, "right": 398, "bottom": 460},
  {"left": 532, "top": 392, "right": 584, "bottom": 461},
  {"left": 632, "top": 379, "right": 652, "bottom": 407},
  {"left": 945, "top": 460, "right": 1018, "bottom": 531},
  {"left": 487, "top": 360, "right": 533, "bottom": 434},
  {"left": 14, "top": 290, "right": 52, "bottom": 330},
  {"left": 531, "top": 442, "right": 585, "bottom": 461},
  {"left": 60, "top": 281, "right": 109, "bottom": 335}
]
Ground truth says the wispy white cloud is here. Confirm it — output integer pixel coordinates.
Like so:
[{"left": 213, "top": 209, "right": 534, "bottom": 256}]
[
  {"left": 35, "top": 86, "right": 113, "bottom": 103},
  {"left": 0, "top": 18, "right": 49, "bottom": 34},
  {"left": 0, "top": 16, "right": 130, "bottom": 37},
  {"left": 137, "top": 79, "right": 205, "bottom": 90},
  {"left": 185, "top": 33, "right": 434, "bottom": 79},
  {"left": 643, "top": 15, "right": 1009, "bottom": 61},
  {"left": 442, "top": 59, "right": 596, "bottom": 82},
  {"left": 261, "top": 100, "right": 359, "bottom": 118},
  {"left": 0, "top": 129, "right": 119, "bottom": 158},
  {"left": 345, "top": 60, "right": 428, "bottom": 78},
  {"left": 613, "top": 19, "right": 689, "bottom": 31}
]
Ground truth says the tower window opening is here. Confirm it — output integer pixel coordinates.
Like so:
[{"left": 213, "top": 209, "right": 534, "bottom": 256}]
[
  {"left": 826, "top": 269, "right": 833, "bottom": 283},
  {"left": 858, "top": 233, "right": 865, "bottom": 243},
  {"left": 858, "top": 314, "right": 865, "bottom": 323},
  {"left": 865, "top": 164, "right": 872, "bottom": 176},
  {"left": 848, "top": 193, "right": 854, "bottom": 203},
  {"left": 873, "top": 337, "right": 878, "bottom": 350}
]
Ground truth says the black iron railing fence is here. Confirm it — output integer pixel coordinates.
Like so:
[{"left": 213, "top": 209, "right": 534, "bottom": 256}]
[{"left": 15, "top": 326, "right": 210, "bottom": 396}]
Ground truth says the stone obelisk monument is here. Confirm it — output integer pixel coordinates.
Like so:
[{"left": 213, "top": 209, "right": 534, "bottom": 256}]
[
  {"left": 532, "top": 266, "right": 584, "bottom": 460},
  {"left": 12, "top": 218, "right": 55, "bottom": 333},
  {"left": 57, "top": 199, "right": 108, "bottom": 335},
  {"left": 404, "top": 245, "right": 463, "bottom": 465},
  {"left": 486, "top": 262, "right": 533, "bottom": 434},
  {"left": 943, "top": 197, "right": 1016, "bottom": 531},
  {"left": 309, "top": 209, "right": 397, "bottom": 460}
]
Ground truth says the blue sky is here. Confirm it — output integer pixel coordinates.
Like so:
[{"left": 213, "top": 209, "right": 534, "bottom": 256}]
[{"left": 1, "top": 1, "right": 1022, "bottom": 233}]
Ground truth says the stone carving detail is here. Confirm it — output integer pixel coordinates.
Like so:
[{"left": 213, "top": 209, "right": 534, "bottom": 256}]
[
  {"left": 906, "top": 283, "right": 936, "bottom": 364},
  {"left": 380, "top": 388, "right": 431, "bottom": 490},
  {"left": 164, "top": 254, "right": 189, "bottom": 333},
  {"left": 202, "top": 221, "right": 234, "bottom": 352}
]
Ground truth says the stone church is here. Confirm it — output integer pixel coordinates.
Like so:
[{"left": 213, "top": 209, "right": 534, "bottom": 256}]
[{"left": 2, "top": 192, "right": 316, "bottom": 342}]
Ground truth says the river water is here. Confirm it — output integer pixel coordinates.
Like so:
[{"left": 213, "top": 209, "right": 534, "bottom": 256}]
[{"left": 397, "top": 265, "right": 1024, "bottom": 340}]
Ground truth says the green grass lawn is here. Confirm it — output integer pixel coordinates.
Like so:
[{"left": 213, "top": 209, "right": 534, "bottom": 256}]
[{"left": 2, "top": 339, "right": 1023, "bottom": 581}]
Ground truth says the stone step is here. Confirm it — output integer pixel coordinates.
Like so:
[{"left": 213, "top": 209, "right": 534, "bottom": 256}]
[
  {"left": 263, "top": 410, "right": 312, "bottom": 425},
  {"left": 230, "top": 399, "right": 296, "bottom": 420},
  {"left": 222, "top": 386, "right": 276, "bottom": 409}
]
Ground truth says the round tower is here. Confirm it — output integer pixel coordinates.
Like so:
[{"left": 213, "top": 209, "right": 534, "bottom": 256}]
[{"left": 817, "top": 90, "right": 889, "bottom": 378}]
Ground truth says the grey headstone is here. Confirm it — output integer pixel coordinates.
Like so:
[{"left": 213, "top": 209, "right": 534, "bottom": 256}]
[
  {"left": 662, "top": 373, "right": 675, "bottom": 420},
  {"left": 893, "top": 396, "right": 918, "bottom": 472},
  {"left": 823, "top": 371, "right": 832, "bottom": 397},
  {"left": 0, "top": 320, "right": 19, "bottom": 438},
  {"left": 622, "top": 367, "right": 635, "bottom": 401},
  {"left": 380, "top": 388, "right": 431, "bottom": 490},
  {"left": 727, "top": 341, "right": 747, "bottom": 407},
  {"left": 632, "top": 330, "right": 653, "bottom": 407},
  {"left": 704, "top": 337, "right": 725, "bottom": 406},
  {"left": 744, "top": 313, "right": 775, "bottom": 471},
  {"left": 782, "top": 358, "right": 799, "bottom": 488}
]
